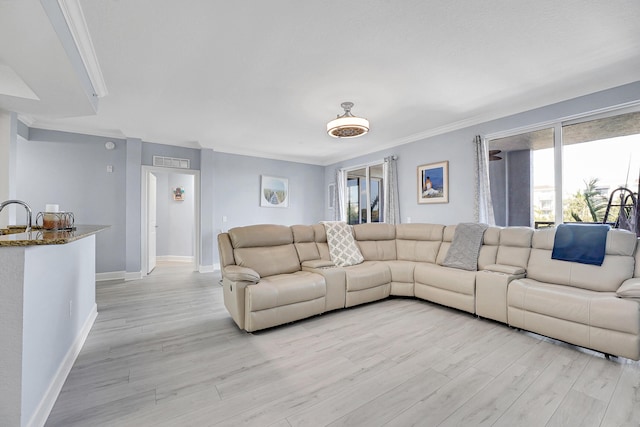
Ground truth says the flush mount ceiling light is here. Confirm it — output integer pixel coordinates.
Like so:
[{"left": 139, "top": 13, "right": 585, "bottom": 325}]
[{"left": 327, "top": 102, "right": 369, "bottom": 138}]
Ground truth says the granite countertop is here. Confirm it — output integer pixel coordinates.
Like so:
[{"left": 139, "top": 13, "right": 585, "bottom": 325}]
[{"left": 0, "top": 225, "right": 109, "bottom": 246}]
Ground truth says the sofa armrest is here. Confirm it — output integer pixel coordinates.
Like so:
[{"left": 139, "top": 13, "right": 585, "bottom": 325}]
[
  {"left": 301, "top": 259, "right": 335, "bottom": 268},
  {"left": 483, "top": 263, "right": 526, "bottom": 275},
  {"left": 223, "top": 265, "right": 260, "bottom": 283},
  {"left": 617, "top": 278, "right": 640, "bottom": 300}
]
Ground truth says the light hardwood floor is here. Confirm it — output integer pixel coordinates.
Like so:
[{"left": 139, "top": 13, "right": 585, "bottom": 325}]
[{"left": 46, "top": 262, "right": 640, "bottom": 426}]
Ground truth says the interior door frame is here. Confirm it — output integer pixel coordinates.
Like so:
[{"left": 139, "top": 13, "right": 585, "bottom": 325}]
[
  {"left": 141, "top": 165, "right": 201, "bottom": 276},
  {"left": 147, "top": 171, "right": 157, "bottom": 274}
]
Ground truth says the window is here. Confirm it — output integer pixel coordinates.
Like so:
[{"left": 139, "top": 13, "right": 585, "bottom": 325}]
[
  {"left": 345, "top": 163, "right": 384, "bottom": 225},
  {"left": 488, "top": 109, "right": 640, "bottom": 228},
  {"left": 561, "top": 112, "right": 640, "bottom": 224},
  {"left": 489, "top": 127, "right": 555, "bottom": 227}
]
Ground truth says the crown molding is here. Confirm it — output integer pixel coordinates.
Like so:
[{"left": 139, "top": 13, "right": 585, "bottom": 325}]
[
  {"left": 29, "top": 121, "right": 126, "bottom": 140},
  {"left": 57, "top": 0, "right": 108, "bottom": 98}
]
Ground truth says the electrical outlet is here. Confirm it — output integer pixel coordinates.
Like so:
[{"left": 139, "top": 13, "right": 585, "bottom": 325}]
[
  {"left": 222, "top": 216, "right": 227, "bottom": 223},
  {"left": 407, "top": 217, "right": 412, "bottom": 223},
  {"left": 107, "top": 165, "right": 113, "bottom": 173},
  {"left": 69, "top": 300, "right": 73, "bottom": 317}
]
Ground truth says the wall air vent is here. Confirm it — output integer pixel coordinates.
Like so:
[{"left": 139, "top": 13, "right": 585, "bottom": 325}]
[{"left": 152, "top": 156, "right": 190, "bottom": 169}]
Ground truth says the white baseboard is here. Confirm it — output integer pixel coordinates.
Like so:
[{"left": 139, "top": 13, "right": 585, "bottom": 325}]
[
  {"left": 124, "top": 271, "right": 143, "bottom": 281},
  {"left": 95, "top": 271, "right": 143, "bottom": 282},
  {"left": 27, "top": 304, "right": 98, "bottom": 427},
  {"left": 95, "top": 271, "right": 125, "bottom": 282},
  {"left": 199, "top": 264, "right": 216, "bottom": 273},
  {"left": 157, "top": 255, "right": 194, "bottom": 263}
]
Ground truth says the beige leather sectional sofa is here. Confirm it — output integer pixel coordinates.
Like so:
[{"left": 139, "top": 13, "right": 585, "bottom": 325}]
[{"left": 217, "top": 223, "right": 640, "bottom": 360}]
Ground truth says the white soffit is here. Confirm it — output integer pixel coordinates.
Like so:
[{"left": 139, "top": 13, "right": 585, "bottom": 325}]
[
  {"left": 57, "top": 0, "right": 108, "bottom": 97},
  {"left": 0, "top": 64, "right": 39, "bottom": 100}
]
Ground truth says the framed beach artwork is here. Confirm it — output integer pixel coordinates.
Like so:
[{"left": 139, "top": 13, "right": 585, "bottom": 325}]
[
  {"left": 260, "top": 175, "right": 289, "bottom": 208},
  {"left": 417, "top": 161, "right": 449, "bottom": 204}
]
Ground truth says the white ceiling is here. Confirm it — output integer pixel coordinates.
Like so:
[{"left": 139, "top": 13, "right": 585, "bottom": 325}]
[{"left": 2, "top": 0, "right": 640, "bottom": 165}]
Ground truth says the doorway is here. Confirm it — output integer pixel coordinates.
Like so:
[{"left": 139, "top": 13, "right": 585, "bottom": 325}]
[{"left": 141, "top": 166, "right": 201, "bottom": 276}]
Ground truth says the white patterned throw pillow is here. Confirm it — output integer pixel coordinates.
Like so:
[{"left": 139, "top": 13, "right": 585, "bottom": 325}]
[{"left": 322, "top": 221, "right": 364, "bottom": 267}]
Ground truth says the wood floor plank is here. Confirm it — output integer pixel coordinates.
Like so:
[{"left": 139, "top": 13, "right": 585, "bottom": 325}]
[
  {"left": 491, "top": 347, "right": 590, "bottom": 427},
  {"left": 44, "top": 261, "right": 640, "bottom": 427}
]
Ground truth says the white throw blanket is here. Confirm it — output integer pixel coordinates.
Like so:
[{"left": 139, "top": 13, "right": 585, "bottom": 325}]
[{"left": 322, "top": 221, "right": 364, "bottom": 267}]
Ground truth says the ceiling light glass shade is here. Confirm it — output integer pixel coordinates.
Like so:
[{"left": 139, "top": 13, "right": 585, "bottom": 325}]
[{"left": 327, "top": 102, "right": 369, "bottom": 138}]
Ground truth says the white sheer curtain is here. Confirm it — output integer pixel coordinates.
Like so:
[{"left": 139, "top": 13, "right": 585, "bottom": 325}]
[
  {"left": 383, "top": 155, "right": 400, "bottom": 224},
  {"left": 474, "top": 135, "right": 495, "bottom": 225},
  {"left": 334, "top": 168, "right": 347, "bottom": 221}
]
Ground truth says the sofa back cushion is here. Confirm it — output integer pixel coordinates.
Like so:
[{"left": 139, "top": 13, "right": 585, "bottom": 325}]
[
  {"left": 436, "top": 225, "right": 456, "bottom": 265},
  {"left": 353, "top": 223, "right": 397, "bottom": 261},
  {"left": 395, "top": 223, "right": 444, "bottom": 263},
  {"left": 312, "top": 223, "right": 332, "bottom": 261},
  {"left": 217, "top": 233, "right": 235, "bottom": 268},
  {"left": 527, "top": 227, "right": 636, "bottom": 291},
  {"left": 478, "top": 227, "right": 500, "bottom": 270},
  {"left": 292, "top": 224, "right": 320, "bottom": 262},
  {"left": 496, "top": 227, "right": 533, "bottom": 269},
  {"left": 228, "top": 224, "right": 301, "bottom": 277}
]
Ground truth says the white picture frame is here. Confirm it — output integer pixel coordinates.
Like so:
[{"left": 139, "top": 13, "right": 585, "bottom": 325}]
[{"left": 260, "top": 175, "right": 289, "bottom": 208}]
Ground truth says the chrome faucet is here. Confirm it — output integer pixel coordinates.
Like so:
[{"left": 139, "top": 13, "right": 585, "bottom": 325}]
[{"left": 0, "top": 199, "right": 33, "bottom": 232}]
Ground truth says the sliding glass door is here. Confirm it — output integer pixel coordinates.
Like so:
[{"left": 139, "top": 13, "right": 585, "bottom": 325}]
[
  {"left": 488, "top": 109, "right": 640, "bottom": 228},
  {"left": 345, "top": 163, "right": 384, "bottom": 225}
]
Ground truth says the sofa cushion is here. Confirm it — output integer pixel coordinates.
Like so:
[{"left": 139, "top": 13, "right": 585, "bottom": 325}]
[
  {"left": 477, "top": 227, "right": 500, "bottom": 270},
  {"left": 386, "top": 260, "right": 417, "bottom": 284},
  {"left": 508, "top": 278, "right": 640, "bottom": 335},
  {"left": 344, "top": 262, "right": 391, "bottom": 292},
  {"left": 353, "top": 223, "right": 396, "bottom": 240},
  {"left": 354, "top": 223, "right": 397, "bottom": 261},
  {"left": 526, "top": 248, "right": 634, "bottom": 292},
  {"left": 292, "top": 225, "right": 319, "bottom": 262},
  {"left": 527, "top": 228, "right": 636, "bottom": 292},
  {"left": 246, "top": 271, "right": 326, "bottom": 312},
  {"left": 442, "top": 222, "right": 489, "bottom": 271},
  {"left": 323, "top": 222, "right": 364, "bottom": 267},
  {"left": 396, "top": 223, "right": 443, "bottom": 263},
  {"left": 414, "top": 263, "right": 476, "bottom": 296},
  {"left": 217, "top": 233, "right": 235, "bottom": 268},
  {"left": 292, "top": 224, "right": 315, "bottom": 242},
  {"left": 229, "top": 224, "right": 293, "bottom": 248},
  {"left": 496, "top": 227, "right": 533, "bottom": 269}
]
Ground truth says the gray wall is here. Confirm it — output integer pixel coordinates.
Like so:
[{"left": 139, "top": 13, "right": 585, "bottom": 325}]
[
  {"left": 325, "top": 81, "right": 640, "bottom": 226},
  {"left": 16, "top": 130, "right": 127, "bottom": 273},
  {"left": 213, "top": 152, "right": 326, "bottom": 233}
]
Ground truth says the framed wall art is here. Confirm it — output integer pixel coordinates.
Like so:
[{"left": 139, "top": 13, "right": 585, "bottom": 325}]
[
  {"left": 417, "top": 161, "right": 449, "bottom": 204},
  {"left": 260, "top": 175, "right": 289, "bottom": 208},
  {"left": 173, "top": 187, "right": 185, "bottom": 201}
]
